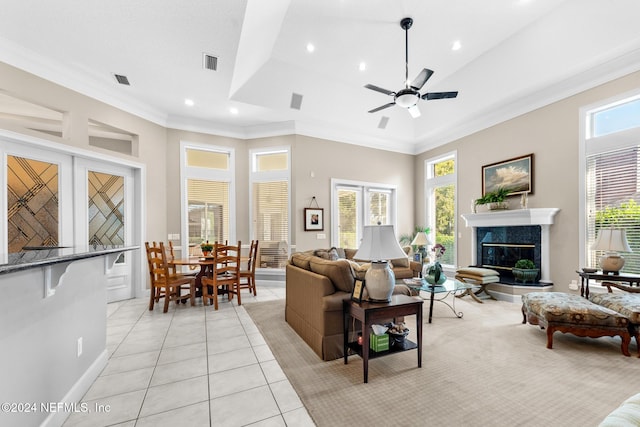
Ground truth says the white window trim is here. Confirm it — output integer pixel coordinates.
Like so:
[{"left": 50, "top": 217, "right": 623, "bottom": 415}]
[
  {"left": 330, "top": 178, "right": 398, "bottom": 248},
  {"left": 579, "top": 88, "right": 640, "bottom": 267},
  {"left": 180, "top": 141, "right": 236, "bottom": 249},
  {"left": 424, "top": 150, "right": 457, "bottom": 269}
]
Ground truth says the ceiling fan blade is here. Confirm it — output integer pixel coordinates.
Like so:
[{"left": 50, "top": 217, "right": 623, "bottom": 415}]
[
  {"left": 364, "top": 84, "right": 395, "bottom": 96},
  {"left": 422, "top": 91, "right": 458, "bottom": 100},
  {"left": 368, "top": 102, "right": 396, "bottom": 113},
  {"left": 410, "top": 68, "right": 434, "bottom": 91},
  {"left": 408, "top": 105, "right": 421, "bottom": 118}
]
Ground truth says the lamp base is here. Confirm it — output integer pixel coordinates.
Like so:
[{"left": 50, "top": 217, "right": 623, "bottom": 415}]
[
  {"left": 599, "top": 254, "right": 625, "bottom": 275},
  {"left": 364, "top": 261, "right": 396, "bottom": 302}
]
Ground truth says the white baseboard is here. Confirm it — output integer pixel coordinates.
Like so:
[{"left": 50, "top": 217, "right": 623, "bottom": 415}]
[{"left": 41, "top": 350, "right": 108, "bottom": 427}]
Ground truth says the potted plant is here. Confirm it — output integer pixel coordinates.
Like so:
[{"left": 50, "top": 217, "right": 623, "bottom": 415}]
[
  {"left": 475, "top": 187, "right": 510, "bottom": 211},
  {"left": 512, "top": 259, "right": 539, "bottom": 283},
  {"left": 200, "top": 240, "right": 213, "bottom": 256}
]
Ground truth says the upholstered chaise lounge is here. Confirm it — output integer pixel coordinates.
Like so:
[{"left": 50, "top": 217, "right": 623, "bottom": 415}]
[{"left": 521, "top": 292, "right": 632, "bottom": 356}]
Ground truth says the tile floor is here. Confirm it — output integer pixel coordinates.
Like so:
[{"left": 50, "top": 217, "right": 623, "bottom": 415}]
[{"left": 63, "top": 281, "right": 315, "bottom": 427}]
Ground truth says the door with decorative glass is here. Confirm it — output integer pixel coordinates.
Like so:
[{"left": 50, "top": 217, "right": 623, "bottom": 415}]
[{"left": 75, "top": 159, "right": 133, "bottom": 302}]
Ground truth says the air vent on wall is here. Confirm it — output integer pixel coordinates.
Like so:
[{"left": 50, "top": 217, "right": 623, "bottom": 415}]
[
  {"left": 378, "top": 116, "right": 389, "bottom": 129},
  {"left": 114, "top": 74, "right": 130, "bottom": 85},
  {"left": 290, "top": 93, "right": 303, "bottom": 110},
  {"left": 203, "top": 54, "right": 218, "bottom": 71}
]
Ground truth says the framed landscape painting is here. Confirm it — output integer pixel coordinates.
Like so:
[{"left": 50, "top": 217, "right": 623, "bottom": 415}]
[{"left": 482, "top": 153, "right": 534, "bottom": 196}]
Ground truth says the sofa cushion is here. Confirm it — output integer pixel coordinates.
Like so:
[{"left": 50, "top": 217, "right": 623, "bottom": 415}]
[
  {"left": 344, "top": 248, "right": 358, "bottom": 260},
  {"left": 347, "top": 260, "right": 369, "bottom": 280},
  {"left": 590, "top": 293, "right": 640, "bottom": 324},
  {"left": 310, "top": 258, "right": 355, "bottom": 293},
  {"left": 599, "top": 392, "right": 640, "bottom": 427},
  {"left": 456, "top": 267, "right": 499, "bottom": 277},
  {"left": 390, "top": 257, "right": 409, "bottom": 268},
  {"left": 290, "top": 252, "right": 313, "bottom": 270}
]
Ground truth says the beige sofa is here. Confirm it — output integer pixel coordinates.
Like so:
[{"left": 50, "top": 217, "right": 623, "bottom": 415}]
[{"left": 285, "top": 247, "right": 421, "bottom": 361}]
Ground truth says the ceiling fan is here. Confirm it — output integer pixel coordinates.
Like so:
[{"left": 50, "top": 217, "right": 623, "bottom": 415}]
[{"left": 365, "top": 17, "right": 458, "bottom": 118}]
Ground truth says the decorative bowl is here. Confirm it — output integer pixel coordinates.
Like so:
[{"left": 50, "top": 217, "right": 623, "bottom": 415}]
[{"left": 582, "top": 267, "right": 598, "bottom": 273}]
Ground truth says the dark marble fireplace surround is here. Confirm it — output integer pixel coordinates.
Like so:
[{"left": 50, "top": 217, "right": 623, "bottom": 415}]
[{"left": 477, "top": 225, "right": 541, "bottom": 284}]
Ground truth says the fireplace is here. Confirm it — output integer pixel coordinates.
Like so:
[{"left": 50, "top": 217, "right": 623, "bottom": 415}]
[
  {"left": 477, "top": 226, "right": 541, "bottom": 283},
  {"left": 461, "top": 208, "right": 559, "bottom": 285}
]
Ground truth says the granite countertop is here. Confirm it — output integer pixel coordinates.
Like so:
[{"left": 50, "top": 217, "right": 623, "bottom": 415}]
[{"left": 0, "top": 245, "right": 140, "bottom": 275}]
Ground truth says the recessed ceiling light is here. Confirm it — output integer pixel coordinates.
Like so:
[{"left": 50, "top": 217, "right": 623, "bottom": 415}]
[
  {"left": 359, "top": 62, "right": 366, "bottom": 71},
  {"left": 184, "top": 99, "right": 194, "bottom": 107},
  {"left": 229, "top": 107, "right": 239, "bottom": 115},
  {"left": 306, "top": 43, "right": 315, "bottom": 53},
  {"left": 452, "top": 40, "right": 462, "bottom": 51}
]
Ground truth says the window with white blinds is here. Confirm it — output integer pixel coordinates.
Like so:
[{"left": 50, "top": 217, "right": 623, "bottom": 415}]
[
  {"left": 250, "top": 148, "right": 290, "bottom": 269},
  {"left": 585, "top": 94, "right": 640, "bottom": 273},
  {"left": 187, "top": 179, "right": 229, "bottom": 246},
  {"left": 425, "top": 152, "right": 456, "bottom": 267},
  {"left": 181, "top": 144, "right": 234, "bottom": 256},
  {"left": 586, "top": 146, "right": 640, "bottom": 273}
]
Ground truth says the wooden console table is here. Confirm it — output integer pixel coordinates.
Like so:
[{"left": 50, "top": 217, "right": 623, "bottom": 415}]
[
  {"left": 343, "top": 295, "right": 423, "bottom": 383},
  {"left": 576, "top": 270, "right": 640, "bottom": 298}
]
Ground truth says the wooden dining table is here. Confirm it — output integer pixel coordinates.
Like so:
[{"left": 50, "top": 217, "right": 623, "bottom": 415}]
[
  {"left": 169, "top": 255, "right": 247, "bottom": 297},
  {"left": 169, "top": 256, "right": 217, "bottom": 295}
]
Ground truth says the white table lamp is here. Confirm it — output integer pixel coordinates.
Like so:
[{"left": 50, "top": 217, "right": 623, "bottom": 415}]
[
  {"left": 411, "top": 231, "right": 432, "bottom": 263},
  {"left": 354, "top": 225, "right": 407, "bottom": 302},
  {"left": 591, "top": 228, "right": 632, "bottom": 274}
]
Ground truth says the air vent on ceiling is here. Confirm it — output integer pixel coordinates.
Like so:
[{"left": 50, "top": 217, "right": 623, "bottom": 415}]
[
  {"left": 203, "top": 54, "right": 218, "bottom": 71},
  {"left": 290, "top": 93, "right": 303, "bottom": 110},
  {"left": 114, "top": 74, "right": 130, "bottom": 85},
  {"left": 378, "top": 116, "right": 389, "bottom": 129}
]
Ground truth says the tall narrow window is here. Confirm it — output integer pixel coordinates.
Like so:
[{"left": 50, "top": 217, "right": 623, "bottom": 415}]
[
  {"left": 331, "top": 180, "right": 397, "bottom": 248},
  {"left": 584, "top": 94, "right": 640, "bottom": 273},
  {"left": 181, "top": 144, "right": 234, "bottom": 256},
  {"left": 250, "top": 148, "right": 290, "bottom": 269},
  {"left": 425, "top": 153, "right": 456, "bottom": 267},
  {"left": 7, "top": 155, "right": 58, "bottom": 252}
]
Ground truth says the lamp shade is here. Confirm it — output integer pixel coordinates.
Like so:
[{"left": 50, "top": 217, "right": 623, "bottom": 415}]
[
  {"left": 354, "top": 225, "right": 407, "bottom": 261},
  {"left": 411, "top": 231, "right": 432, "bottom": 247},
  {"left": 591, "top": 228, "right": 632, "bottom": 252}
]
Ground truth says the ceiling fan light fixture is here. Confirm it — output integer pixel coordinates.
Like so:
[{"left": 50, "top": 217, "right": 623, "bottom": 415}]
[
  {"left": 395, "top": 91, "right": 419, "bottom": 108},
  {"left": 408, "top": 105, "right": 421, "bottom": 118}
]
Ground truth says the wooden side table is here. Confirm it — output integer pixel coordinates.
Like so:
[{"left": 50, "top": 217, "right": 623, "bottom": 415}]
[
  {"left": 576, "top": 270, "right": 640, "bottom": 298},
  {"left": 343, "top": 294, "right": 423, "bottom": 383}
]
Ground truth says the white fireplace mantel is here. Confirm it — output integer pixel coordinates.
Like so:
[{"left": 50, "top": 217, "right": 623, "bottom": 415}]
[
  {"left": 460, "top": 208, "right": 560, "bottom": 284},
  {"left": 461, "top": 208, "right": 560, "bottom": 228}
]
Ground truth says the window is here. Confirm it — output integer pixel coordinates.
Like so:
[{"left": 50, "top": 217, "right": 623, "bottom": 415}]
[
  {"left": 250, "top": 148, "right": 290, "bottom": 269},
  {"left": 331, "top": 180, "right": 398, "bottom": 248},
  {"left": 583, "top": 94, "right": 640, "bottom": 273},
  {"left": 425, "top": 152, "right": 457, "bottom": 267},
  {"left": 181, "top": 143, "right": 234, "bottom": 256}
]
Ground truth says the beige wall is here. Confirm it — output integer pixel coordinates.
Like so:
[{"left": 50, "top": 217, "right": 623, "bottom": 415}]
[{"left": 416, "top": 70, "right": 640, "bottom": 293}]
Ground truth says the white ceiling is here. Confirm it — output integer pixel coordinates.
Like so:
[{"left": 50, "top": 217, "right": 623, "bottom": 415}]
[{"left": 1, "top": 0, "right": 639, "bottom": 154}]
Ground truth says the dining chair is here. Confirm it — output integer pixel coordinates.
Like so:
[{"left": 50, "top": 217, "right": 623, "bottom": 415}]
[
  {"left": 239, "top": 240, "right": 258, "bottom": 296},
  {"left": 167, "top": 241, "right": 197, "bottom": 277},
  {"left": 201, "top": 241, "right": 241, "bottom": 310},
  {"left": 145, "top": 241, "right": 195, "bottom": 313}
]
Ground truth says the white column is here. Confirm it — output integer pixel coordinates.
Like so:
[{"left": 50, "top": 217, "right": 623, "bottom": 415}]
[{"left": 539, "top": 224, "right": 552, "bottom": 284}]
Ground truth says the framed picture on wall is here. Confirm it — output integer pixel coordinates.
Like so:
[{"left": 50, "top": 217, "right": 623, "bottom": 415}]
[
  {"left": 482, "top": 153, "right": 534, "bottom": 197},
  {"left": 304, "top": 208, "right": 324, "bottom": 231}
]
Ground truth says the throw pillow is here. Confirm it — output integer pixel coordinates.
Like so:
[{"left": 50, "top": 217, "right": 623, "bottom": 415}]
[
  {"left": 309, "top": 258, "right": 355, "bottom": 293},
  {"left": 347, "top": 260, "right": 369, "bottom": 280},
  {"left": 390, "top": 257, "right": 409, "bottom": 268}
]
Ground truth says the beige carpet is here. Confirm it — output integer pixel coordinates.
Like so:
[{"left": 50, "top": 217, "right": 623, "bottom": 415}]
[{"left": 244, "top": 296, "right": 640, "bottom": 427}]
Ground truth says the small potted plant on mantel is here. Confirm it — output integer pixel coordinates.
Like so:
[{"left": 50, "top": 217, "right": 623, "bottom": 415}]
[
  {"left": 474, "top": 187, "right": 510, "bottom": 211},
  {"left": 512, "top": 259, "right": 539, "bottom": 284}
]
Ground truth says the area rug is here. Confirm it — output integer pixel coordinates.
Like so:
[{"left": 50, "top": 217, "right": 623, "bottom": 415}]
[{"left": 244, "top": 297, "right": 639, "bottom": 427}]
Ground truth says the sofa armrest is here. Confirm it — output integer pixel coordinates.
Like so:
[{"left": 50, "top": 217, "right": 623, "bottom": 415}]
[{"left": 409, "top": 261, "right": 422, "bottom": 277}]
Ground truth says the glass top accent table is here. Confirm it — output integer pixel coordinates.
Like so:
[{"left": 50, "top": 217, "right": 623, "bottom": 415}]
[{"left": 403, "top": 278, "right": 473, "bottom": 323}]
